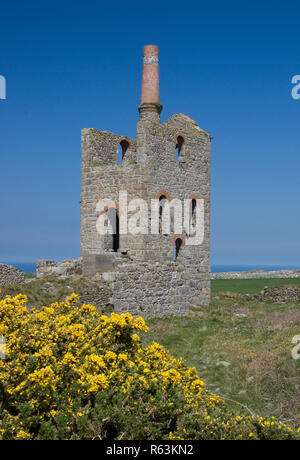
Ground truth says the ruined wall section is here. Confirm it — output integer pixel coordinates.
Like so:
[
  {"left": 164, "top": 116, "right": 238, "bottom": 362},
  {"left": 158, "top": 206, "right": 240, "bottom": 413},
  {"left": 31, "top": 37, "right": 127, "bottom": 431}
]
[
  {"left": 81, "top": 128, "right": 153, "bottom": 276},
  {"left": 134, "top": 114, "right": 211, "bottom": 306},
  {"left": 0, "top": 264, "right": 25, "bottom": 286},
  {"left": 81, "top": 113, "right": 211, "bottom": 314}
]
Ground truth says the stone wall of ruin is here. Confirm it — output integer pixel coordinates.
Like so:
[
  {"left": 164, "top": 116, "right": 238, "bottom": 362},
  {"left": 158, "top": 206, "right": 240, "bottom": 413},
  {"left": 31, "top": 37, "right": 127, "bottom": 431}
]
[
  {"left": 0, "top": 264, "right": 25, "bottom": 286},
  {"left": 80, "top": 112, "right": 211, "bottom": 316}
]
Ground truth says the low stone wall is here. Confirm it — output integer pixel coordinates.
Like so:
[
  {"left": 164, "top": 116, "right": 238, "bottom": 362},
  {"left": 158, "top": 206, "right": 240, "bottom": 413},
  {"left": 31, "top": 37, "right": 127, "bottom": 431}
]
[
  {"left": 0, "top": 264, "right": 25, "bottom": 286},
  {"left": 211, "top": 270, "right": 300, "bottom": 280},
  {"left": 36, "top": 259, "right": 83, "bottom": 279},
  {"left": 256, "top": 286, "right": 300, "bottom": 303}
]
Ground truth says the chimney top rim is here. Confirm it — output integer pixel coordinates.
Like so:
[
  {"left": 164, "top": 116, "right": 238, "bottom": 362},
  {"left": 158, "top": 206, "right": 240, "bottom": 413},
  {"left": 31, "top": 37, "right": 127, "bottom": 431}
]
[{"left": 143, "top": 45, "right": 159, "bottom": 56}]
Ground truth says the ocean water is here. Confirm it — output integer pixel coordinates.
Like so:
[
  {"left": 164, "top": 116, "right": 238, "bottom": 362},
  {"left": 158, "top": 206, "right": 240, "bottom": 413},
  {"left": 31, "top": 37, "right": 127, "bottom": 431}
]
[
  {"left": 3, "top": 262, "right": 36, "bottom": 274},
  {"left": 2, "top": 262, "right": 299, "bottom": 274}
]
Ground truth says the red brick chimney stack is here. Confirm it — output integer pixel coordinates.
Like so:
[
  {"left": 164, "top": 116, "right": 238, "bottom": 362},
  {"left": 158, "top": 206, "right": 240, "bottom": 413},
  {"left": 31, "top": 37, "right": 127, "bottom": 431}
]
[{"left": 138, "top": 45, "right": 162, "bottom": 123}]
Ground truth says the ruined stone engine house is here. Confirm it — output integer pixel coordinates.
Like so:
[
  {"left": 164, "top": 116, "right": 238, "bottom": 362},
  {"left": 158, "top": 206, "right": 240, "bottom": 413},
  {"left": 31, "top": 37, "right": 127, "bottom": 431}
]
[{"left": 80, "top": 45, "right": 211, "bottom": 316}]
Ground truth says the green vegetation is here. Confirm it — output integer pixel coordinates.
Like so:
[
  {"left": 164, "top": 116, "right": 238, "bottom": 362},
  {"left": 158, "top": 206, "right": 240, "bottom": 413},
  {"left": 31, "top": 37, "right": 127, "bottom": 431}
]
[
  {"left": 211, "top": 277, "right": 300, "bottom": 294},
  {"left": 148, "top": 102, "right": 163, "bottom": 113},
  {"left": 1, "top": 292, "right": 299, "bottom": 440},
  {"left": 1, "top": 276, "right": 299, "bottom": 438},
  {"left": 0, "top": 277, "right": 109, "bottom": 313},
  {"left": 24, "top": 273, "right": 36, "bottom": 280},
  {"left": 143, "top": 287, "right": 300, "bottom": 428}
]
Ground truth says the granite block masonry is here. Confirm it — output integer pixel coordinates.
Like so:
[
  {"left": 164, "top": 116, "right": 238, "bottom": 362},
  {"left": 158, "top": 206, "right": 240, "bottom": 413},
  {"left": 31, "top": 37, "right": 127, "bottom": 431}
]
[{"left": 80, "top": 45, "right": 212, "bottom": 317}]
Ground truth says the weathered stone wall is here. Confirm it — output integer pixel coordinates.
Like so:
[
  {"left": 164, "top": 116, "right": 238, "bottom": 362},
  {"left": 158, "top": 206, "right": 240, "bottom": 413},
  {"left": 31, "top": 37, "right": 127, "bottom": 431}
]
[
  {"left": 80, "top": 112, "right": 211, "bottom": 316},
  {"left": 36, "top": 259, "right": 83, "bottom": 279},
  {"left": 79, "top": 282, "right": 113, "bottom": 308},
  {"left": 81, "top": 128, "right": 147, "bottom": 260},
  {"left": 0, "top": 264, "right": 25, "bottom": 286},
  {"left": 211, "top": 270, "right": 300, "bottom": 280},
  {"left": 136, "top": 114, "right": 210, "bottom": 268},
  {"left": 112, "top": 261, "right": 210, "bottom": 317},
  {"left": 256, "top": 286, "right": 300, "bottom": 303}
]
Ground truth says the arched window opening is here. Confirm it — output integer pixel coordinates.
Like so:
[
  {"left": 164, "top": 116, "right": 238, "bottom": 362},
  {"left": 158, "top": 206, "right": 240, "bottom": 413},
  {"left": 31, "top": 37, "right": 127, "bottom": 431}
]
[
  {"left": 159, "top": 195, "right": 167, "bottom": 234},
  {"left": 106, "top": 207, "right": 120, "bottom": 252},
  {"left": 173, "top": 238, "right": 183, "bottom": 261},
  {"left": 190, "top": 198, "right": 197, "bottom": 233},
  {"left": 175, "top": 136, "right": 184, "bottom": 163},
  {"left": 118, "top": 140, "right": 129, "bottom": 165}
]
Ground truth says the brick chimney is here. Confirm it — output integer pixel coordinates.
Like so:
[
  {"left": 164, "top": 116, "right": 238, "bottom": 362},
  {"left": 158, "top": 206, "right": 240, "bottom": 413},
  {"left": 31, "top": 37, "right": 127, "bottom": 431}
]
[{"left": 138, "top": 45, "right": 162, "bottom": 123}]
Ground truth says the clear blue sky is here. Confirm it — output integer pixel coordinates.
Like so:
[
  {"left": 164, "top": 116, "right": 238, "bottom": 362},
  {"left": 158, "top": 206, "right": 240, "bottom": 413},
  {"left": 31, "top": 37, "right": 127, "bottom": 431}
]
[{"left": 0, "top": 0, "right": 299, "bottom": 266}]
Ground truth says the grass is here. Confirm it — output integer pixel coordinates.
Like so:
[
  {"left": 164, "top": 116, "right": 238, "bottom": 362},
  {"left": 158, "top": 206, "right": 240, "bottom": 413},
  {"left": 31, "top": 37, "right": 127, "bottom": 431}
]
[
  {"left": 24, "top": 273, "right": 36, "bottom": 279},
  {"left": 142, "top": 279, "right": 300, "bottom": 426},
  {"left": 211, "top": 277, "right": 300, "bottom": 294},
  {"left": 0, "top": 276, "right": 111, "bottom": 313}
]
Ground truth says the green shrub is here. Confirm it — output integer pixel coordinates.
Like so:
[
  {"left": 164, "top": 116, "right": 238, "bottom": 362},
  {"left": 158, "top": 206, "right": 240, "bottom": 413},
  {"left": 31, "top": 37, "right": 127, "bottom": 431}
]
[{"left": 0, "top": 293, "right": 299, "bottom": 440}]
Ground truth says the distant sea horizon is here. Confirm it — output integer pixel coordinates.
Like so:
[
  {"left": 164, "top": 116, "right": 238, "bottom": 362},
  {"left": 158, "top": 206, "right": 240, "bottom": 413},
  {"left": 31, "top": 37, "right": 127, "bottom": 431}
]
[{"left": 2, "top": 261, "right": 300, "bottom": 274}]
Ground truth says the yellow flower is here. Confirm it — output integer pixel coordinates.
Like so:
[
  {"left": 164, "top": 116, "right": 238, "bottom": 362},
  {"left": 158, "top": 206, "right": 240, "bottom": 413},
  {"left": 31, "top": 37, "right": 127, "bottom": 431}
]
[
  {"left": 16, "top": 430, "right": 30, "bottom": 440},
  {"left": 1, "top": 292, "right": 299, "bottom": 441},
  {"left": 118, "top": 353, "right": 127, "bottom": 362}
]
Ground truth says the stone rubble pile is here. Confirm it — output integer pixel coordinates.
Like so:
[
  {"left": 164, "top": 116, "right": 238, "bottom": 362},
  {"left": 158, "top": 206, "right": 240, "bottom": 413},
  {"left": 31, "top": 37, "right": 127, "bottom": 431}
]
[{"left": 0, "top": 264, "right": 25, "bottom": 287}]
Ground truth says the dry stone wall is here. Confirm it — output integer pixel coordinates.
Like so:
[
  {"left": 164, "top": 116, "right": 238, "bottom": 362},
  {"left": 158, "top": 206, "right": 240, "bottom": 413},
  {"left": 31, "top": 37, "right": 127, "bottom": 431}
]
[
  {"left": 0, "top": 264, "right": 25, "bottom": 286},
  {"left": 256, "top": 286, "right": 300, "bottom": 303},
  {"left": 211, "top": 270, "right": 300, "bottom": 280}
]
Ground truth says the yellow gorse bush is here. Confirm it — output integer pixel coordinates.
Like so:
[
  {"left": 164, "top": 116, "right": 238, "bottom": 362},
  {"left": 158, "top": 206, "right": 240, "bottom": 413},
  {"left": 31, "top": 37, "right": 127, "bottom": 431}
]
[
  {"left": 0, "top": 293, "right": 207, "bottom": 439},
  {"left": 0, "top": 292, "right": 299, "bottom": 440}
]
